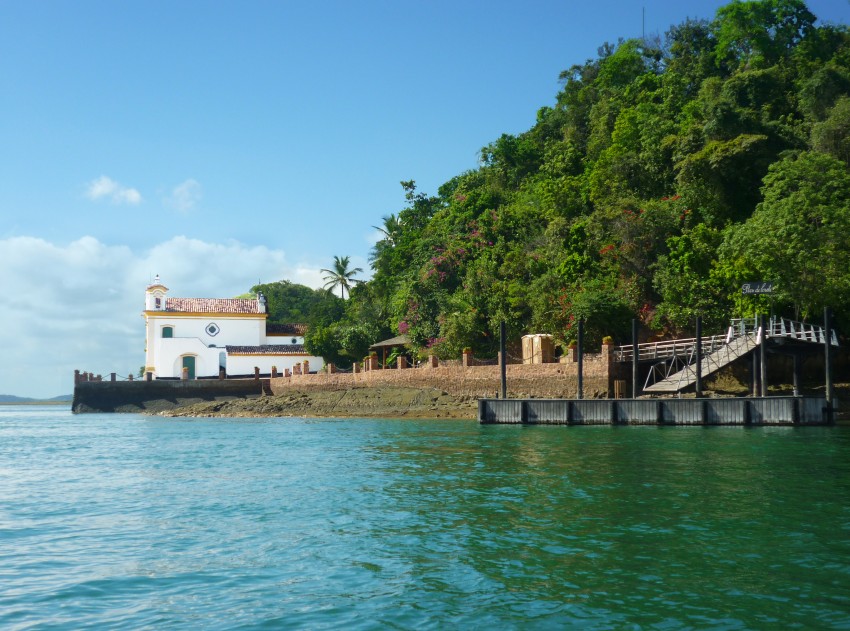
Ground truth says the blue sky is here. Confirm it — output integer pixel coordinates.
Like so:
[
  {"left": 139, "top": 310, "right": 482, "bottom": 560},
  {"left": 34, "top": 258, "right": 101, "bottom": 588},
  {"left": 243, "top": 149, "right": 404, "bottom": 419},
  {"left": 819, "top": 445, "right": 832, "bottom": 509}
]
[{"left": 2, "top": 0, "right": 848, "bottom": 398}]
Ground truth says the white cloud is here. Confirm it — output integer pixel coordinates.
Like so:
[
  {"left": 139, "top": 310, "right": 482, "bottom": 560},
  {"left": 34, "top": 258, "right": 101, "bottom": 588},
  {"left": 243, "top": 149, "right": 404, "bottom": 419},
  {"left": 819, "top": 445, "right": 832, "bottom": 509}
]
[
  {"left": 85, "top": 175, "right": 142, "bottom": 205},
  {"left": 0, "top": 235, "right": 324, "bottom": 399},
  {"left": 166, "top": 179, "right": 202, "bottom": 213}
]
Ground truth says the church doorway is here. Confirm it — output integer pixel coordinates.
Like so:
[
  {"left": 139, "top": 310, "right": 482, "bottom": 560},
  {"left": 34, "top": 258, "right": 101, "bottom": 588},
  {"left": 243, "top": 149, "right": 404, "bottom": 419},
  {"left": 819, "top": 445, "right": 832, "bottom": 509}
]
[{"left": 182, "top": 356, "right": 196, "bottom": 380}]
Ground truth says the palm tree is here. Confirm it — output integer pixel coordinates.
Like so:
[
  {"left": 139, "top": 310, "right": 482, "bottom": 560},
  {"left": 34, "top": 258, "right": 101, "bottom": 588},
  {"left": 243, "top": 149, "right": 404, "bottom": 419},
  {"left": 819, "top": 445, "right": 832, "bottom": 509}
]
[
  {"left": 373, "top": 213, "right": 401, "bottom": 246},
  {"left": 321, "top": 255, "right": 363, "bottom": 299},
  {"left": 370, "top": 213, "right": 402, "bottom": 266}
]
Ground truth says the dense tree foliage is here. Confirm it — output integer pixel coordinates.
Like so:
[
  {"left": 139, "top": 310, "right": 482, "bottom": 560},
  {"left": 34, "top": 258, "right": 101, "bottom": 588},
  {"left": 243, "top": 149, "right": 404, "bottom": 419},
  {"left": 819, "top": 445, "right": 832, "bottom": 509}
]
[
  {"left": 260, "top": 0, "right": 850, "bottom": 362},
  {"left": 249, "top": 280, "right": 338, "bottom": 325}
]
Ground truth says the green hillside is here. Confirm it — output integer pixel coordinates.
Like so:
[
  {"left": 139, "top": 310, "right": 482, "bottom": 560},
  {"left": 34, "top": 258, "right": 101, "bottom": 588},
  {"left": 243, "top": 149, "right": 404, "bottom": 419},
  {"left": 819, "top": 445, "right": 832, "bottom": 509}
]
[{"left": 267, "top": 0, "right": 850, "bottom": 366}]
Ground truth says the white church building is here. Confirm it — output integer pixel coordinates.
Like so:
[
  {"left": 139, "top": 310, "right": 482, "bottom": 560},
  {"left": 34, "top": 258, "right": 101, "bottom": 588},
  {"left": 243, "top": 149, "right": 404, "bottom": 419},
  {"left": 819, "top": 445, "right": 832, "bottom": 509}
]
[{"left": 143, "top": 276, "right": 324, "bottom": 379}]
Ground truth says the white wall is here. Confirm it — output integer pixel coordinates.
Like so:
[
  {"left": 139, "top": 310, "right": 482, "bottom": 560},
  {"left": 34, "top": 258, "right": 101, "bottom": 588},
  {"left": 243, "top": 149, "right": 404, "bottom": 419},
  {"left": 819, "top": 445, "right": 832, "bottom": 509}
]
[
  {"left": 156, "top": 316, "right": 264, "bottom": 346},
  {"left": 146, "top": 314, "right": 265, "bottom": 378},
  {"left": 144, "top": 312, "right": 323, "bottom": 378},
  {"left": 265, "top": 335, "right": 305, "bottom": 345},
  {"left": 158, "top": 338, "right": 220, "bottom": 378}
]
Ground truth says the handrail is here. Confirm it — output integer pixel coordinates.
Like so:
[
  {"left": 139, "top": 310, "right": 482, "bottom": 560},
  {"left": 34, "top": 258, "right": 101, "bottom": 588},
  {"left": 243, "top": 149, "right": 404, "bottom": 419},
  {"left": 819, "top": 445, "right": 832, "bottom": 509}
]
[{"left": 616, "top": 316, "right": 837, "bottom": 363}]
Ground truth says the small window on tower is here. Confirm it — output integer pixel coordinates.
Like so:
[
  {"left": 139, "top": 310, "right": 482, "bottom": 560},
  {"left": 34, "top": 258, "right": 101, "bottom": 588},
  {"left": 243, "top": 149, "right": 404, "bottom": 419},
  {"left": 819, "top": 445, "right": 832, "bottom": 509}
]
[
  {"left": 162, "top": 327, "right": 173, "bottom": 338},
  {"left": 155, "top": 297, "right": 161, "bottom": 309}
]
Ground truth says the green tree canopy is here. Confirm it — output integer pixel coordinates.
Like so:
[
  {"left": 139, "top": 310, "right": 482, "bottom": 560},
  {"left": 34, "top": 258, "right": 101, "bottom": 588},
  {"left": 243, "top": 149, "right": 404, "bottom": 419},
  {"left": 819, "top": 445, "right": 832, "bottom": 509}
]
[
  {"left": 720, "top": 151, "right": 850, "bottom": 320},
  {"left": 277, "top": 0, "right": 850, "bottom": 363}
]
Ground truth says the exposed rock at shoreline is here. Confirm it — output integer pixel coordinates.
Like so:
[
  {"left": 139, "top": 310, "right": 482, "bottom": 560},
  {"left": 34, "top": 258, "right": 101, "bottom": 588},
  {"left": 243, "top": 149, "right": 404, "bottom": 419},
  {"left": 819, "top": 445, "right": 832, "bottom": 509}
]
[
  {"left": 157, "top": 386, "right": 479, "bottom": 419},
  {"left": 154, "top": 383, "right": 850, "bottom": 421}
]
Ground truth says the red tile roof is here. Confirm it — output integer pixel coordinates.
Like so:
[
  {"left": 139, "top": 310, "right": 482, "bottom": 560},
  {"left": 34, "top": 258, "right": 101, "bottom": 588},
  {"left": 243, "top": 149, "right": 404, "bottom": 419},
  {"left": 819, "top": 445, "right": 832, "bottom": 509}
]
[{"left": 165, "top": 298, "right": 261, "bottom": 314}]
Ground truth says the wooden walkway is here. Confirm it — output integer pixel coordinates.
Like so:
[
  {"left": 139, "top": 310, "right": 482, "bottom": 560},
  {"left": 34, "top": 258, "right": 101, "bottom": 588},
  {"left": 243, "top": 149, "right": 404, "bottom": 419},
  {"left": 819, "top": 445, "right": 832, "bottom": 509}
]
[
  {"left": 615, "top": 317, "right": 837, "bottom": 394},
  {"left": 643, "top": 335, "right": 758, "bottom": 393}
]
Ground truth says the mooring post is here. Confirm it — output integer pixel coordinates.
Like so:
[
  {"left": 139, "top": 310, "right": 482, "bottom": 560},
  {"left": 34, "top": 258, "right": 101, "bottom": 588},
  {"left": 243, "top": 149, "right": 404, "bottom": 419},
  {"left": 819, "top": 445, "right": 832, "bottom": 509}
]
[
  {"left": 793, "top": 353, "right": 801, "bottom": 397},
  {"left": 751, "top": 312, "right": 760, "bottom": 397},
  {"left": 695, "top": 316, "right": 703, "bottom": 398},
  {"left": 825, "top": 306, "right": 834, "bottom": 423},
  {"left": 632, "top": 319, "right": 639, "bottom": 398},
  {"left": 577, "top": 319, "right": 584, "bottom": 400},
  {"left": 760, "top": 313, "right": 768, "bottom": 398},
  {"left": 752, "top": 343, "right": 760, "bottom": 397},
  {"left": 499, "top": 321, "right": 507, "bottom": 400}
]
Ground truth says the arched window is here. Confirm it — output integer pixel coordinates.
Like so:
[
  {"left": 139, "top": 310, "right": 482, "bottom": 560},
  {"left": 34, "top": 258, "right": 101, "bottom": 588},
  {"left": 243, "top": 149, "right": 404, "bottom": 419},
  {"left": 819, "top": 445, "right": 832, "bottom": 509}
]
[
  {"left": 155, "top": 297, "right": 162, "bottom": 309},
  {"left": 162, "top": 326, "right": 173, "bottom": 338}
]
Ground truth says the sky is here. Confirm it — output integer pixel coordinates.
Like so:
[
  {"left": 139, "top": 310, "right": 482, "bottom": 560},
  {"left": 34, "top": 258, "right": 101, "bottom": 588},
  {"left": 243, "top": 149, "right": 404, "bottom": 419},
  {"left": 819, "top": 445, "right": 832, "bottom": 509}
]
[{"left": 2, "top": 0, "right": 849, "bottom": 398}]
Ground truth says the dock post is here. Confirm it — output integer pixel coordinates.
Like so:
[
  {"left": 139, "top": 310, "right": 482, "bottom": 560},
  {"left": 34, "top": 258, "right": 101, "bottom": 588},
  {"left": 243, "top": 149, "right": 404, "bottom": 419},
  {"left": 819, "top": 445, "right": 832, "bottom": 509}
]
[
  {"left": 752, "top": 348, "right": 760, "bottom": 397},
  {"left": 577, "top": 319, "right": 584, "bottom": 400},
  {"left": 793, "top": 353, "right": 801, "bottom": 397},
  {"left": 760, "top": 314, "right": 768, "bottom": 397},
  {"left": 825, "top": 307, "right": 834, "bottom": 423},
  {"left": 695, "top": 316, "right": 702, "bottom": 398},
  {"left": 499, "top": 321, "right": 507, "bottom": 399},
  {"left": 632, "top": 319, "right": 639, "bottom": 398}
]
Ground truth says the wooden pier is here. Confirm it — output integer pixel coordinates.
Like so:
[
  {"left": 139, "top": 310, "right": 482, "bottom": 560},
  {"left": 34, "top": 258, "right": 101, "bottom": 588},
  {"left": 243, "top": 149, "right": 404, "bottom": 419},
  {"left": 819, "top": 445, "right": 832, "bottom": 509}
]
[
  {"left": 616, "top": 316, "right": 838, "bottom": 394},
  {"left": 478, "top": 396, "right": 831, "bottom": 426}
]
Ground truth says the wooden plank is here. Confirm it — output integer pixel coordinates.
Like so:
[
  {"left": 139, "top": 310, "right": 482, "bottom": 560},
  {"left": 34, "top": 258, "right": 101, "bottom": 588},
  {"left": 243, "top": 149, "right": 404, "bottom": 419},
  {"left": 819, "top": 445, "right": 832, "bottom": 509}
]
[
  {"left": 705, "top": 399, "right": 747, "bottom": 425},
  {"left": 525, "top": 399, "right": 569, "bottom": 424},
  {"left": 571, "top": 400, "right": 613, "bottom": 425},
  {"left": 798, "top": 397, "right": 827, "bottom": 424},
  {"left": 749, "top": 398, "right": 795, "bottom": 425},
  {"left": 615, "top": 400, "right": 659, "bottom": 425},
  {"left": 660, "top": 399, "right": 704, "bottom": 425},
  {"left": 479, "top": 399, "right": 523, "bottom": 424}
]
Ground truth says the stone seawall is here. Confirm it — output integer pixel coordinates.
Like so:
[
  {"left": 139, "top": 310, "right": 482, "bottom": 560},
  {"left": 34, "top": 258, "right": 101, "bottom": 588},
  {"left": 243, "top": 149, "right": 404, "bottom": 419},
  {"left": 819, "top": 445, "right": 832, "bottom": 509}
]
[
  {"left": 271, "top": 352, "right": 615, "bottom": 400},
  {"left": 73, "top": 350, "right": 618, "bottom": 414},
  {"left": 73, "top": 379, "right": 266, "bottom": 413}
]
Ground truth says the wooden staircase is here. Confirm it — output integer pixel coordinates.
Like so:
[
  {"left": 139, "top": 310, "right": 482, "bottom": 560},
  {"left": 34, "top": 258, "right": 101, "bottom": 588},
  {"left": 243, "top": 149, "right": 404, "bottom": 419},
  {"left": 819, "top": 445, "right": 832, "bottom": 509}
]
[
  {"left": 643, "top": 334, "right": 758, "bottom": 393},
  {"left": 615, "top": 317, "right": 838, "bottom": 394}
]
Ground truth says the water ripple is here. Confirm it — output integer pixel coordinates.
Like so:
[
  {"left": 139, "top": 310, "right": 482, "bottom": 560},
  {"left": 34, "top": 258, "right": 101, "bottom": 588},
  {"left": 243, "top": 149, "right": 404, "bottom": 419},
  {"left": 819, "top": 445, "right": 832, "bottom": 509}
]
[{"left": 1, "top": 408, "right": 849, "bottom": 629}]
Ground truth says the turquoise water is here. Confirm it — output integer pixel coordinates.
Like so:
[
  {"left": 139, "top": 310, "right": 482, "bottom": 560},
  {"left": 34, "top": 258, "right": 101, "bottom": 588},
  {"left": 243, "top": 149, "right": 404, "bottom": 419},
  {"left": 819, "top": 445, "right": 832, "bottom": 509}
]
[{"left": 1, "top": 406, "right": 849, "bottom": 630}]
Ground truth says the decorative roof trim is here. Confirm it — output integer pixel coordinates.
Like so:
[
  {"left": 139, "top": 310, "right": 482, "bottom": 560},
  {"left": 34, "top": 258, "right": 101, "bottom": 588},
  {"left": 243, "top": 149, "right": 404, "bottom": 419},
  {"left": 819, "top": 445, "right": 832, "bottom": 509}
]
[{"left": 144, "top": 311, "right": 267, "bottom": 319}]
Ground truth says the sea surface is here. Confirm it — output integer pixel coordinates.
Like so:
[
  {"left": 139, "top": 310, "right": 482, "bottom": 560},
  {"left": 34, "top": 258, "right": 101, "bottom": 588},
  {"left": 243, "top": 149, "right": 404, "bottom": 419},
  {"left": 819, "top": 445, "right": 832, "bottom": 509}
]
[{"left": 1, "top": 406, "right": 849, "bottom": 630}]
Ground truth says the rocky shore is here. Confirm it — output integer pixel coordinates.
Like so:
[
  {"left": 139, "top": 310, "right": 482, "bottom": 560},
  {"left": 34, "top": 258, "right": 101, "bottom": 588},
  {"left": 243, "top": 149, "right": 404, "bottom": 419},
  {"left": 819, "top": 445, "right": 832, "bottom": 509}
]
[
  {"left": 157, "top": 386, "right": 479, "bottom": 419},
  {"left": 155, "top": 382, "right": 850, "bottom": 421}
]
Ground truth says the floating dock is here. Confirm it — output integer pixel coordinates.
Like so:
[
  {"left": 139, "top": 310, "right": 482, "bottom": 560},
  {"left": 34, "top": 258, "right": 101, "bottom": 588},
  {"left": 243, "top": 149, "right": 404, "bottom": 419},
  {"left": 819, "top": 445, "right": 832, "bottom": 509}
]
[{"left": 478, "top": 396, "right": 831, "bottom": 426}]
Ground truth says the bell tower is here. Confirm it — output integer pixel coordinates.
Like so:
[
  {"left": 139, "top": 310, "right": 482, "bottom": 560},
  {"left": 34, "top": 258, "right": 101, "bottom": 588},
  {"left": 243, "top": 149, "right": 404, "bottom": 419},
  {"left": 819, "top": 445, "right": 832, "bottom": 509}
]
[
  {"left": 145, "top": 274, "right": 168, "bottom": 311},
  {"left": 143, "top": 275, "right": 169, "bottom": 377}
]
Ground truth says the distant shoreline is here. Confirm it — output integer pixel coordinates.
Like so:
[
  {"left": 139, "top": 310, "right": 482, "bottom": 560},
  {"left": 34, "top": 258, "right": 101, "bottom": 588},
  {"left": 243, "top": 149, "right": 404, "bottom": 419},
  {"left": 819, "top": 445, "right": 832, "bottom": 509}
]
[{"left": 0, "top": 401, "right": 71, "bottom": 406}]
